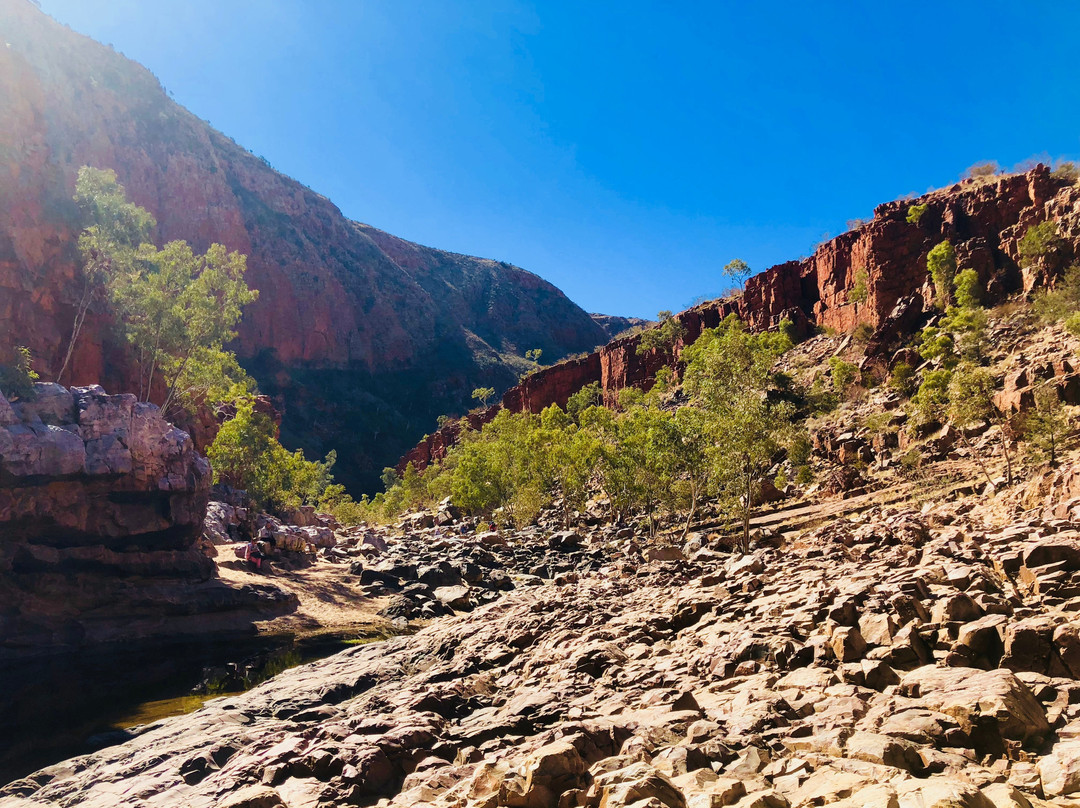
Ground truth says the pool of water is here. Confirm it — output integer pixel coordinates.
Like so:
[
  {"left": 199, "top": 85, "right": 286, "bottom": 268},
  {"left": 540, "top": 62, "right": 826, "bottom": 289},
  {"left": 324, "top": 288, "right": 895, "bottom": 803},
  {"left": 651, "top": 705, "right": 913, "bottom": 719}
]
[{"left": 0, "top": 632, "right": 379, "bottom": 785}]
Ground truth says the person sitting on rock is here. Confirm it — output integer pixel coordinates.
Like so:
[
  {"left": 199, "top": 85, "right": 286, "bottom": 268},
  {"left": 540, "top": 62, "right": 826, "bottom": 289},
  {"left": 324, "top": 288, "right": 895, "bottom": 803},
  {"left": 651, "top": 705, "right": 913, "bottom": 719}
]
[{"left": 244, "top": 540, "right": 264, "bottom": 571}]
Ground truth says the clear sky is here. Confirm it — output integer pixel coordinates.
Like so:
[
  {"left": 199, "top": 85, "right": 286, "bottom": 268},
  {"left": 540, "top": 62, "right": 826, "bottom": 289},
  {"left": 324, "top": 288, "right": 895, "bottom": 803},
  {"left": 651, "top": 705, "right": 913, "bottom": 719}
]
[{"left": 35, "top": 0, "right": 1080, "bottom": 319}]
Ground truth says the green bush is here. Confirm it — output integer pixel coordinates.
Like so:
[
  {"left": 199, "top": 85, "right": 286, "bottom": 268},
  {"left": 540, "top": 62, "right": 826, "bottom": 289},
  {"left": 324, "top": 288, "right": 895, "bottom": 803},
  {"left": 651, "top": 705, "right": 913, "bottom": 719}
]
[
  {"left": 889, "top": 361, "right": 917, "bottom": 397},
  {"left": 1018, "top": 221, "right": 1064, "bottom": 270},
  {"left": 207, "top": 398, "right": 339, "bottom": 514},
  {"left": 1033, "top": 265, "right": 1080, "bottom": 323},
  {"left": 853, "top": 322, "right": 874, "bottom": 344},
  {"left": 906, "top": 204, "right": 928, "bottom": 224},
  {"left": 0, "top": 346, "right": 38, "bottom": 400},
  {"left": 927, "top": 241, "right": 957, "bottom": 309},
  {"left": 828, "top": 356, "right": 859, "bottom": 395},
  {"left": 849, "top": 269, "right": 869, "bottom": 304}
]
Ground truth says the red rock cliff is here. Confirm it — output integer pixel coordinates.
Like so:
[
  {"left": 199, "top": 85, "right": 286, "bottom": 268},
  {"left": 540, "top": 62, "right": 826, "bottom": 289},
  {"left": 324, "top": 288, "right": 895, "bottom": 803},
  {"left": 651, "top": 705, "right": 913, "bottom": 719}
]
[
  {"left": 402, "top": 166, "right": 1080, "bottom": 471},
  {"left": 0, "top": 0, "right": 612, "bottom": 492}
]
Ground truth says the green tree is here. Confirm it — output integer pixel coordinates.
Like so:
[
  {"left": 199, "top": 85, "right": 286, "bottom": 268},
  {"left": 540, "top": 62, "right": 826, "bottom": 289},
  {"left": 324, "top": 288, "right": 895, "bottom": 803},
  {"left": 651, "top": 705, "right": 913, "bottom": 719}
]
[
  {"left": 524, "top": 348, "right": 543, "bottom": 364},
  {"left": 953, "top": 268, "right": 982, "bottom": 309},
  {"left": 940, "top": 305, "right": 988, "bottom": 363},
  {"left": 566, "top": 382, "right": 603, "bottom": 423},
  {"left": 115, "top": 240, "right": 258, "bottom": 412},
  {"left": 1018, "top": 221, "right": 1064, "bottom": 272},
  {"left": 917, "top": 326, "right": 958, "bottom": 369},
  {"left": 636, "top": 310, "right": 687, "bottom": 356},
  {"left": 62, "top": 167, "right": 156, "bottom": 383},
  {"left": 947, "top": 363, "right": 1013, "bottom": 487},
  {"left": 889, "top": 361, "right": 917, "bottom": 397},
  {"left": 71, "top": 166, "right": 258, "bottom": 414},
  {"left": 829, "top": 356, "right": 859, "bottom": 395},
  {"left": 723, "top": 258, "right": 751, "bottom": 291},
  {"left": 1023, "top": 386, "right": 1070, "bottom": 465},
  {"left": 927, "top": 240, "right": 957, "bottom": 309},
  {"left": 683, "top": 315, "right": 795, "bottom": 552},
  {"left": 471, "top": 387, "right": 496, "bottom": 408},
  {"left": 206, "top": 397, "right": 338, "bottom": 512},
  {"left": 911, "top": 368, "right": 952, "bottom": 426}
]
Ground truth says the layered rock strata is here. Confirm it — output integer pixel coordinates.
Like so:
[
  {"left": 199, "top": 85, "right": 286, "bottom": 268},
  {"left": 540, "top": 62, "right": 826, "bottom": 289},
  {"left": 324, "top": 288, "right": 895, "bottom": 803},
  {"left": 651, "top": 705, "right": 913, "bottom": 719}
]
[{"left": 0, "top": 383, "right": 291, "bottom": 655}]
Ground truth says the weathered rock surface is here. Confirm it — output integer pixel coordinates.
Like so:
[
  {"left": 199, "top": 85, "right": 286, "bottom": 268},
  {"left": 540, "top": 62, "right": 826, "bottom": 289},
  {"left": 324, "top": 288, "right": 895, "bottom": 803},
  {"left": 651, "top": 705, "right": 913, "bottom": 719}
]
[
  {"left": 0, "top": 383, "right": 293, "bottom": 656},
  {"left": 10, "top": 500, "right": 1080, "bottom": 807}
]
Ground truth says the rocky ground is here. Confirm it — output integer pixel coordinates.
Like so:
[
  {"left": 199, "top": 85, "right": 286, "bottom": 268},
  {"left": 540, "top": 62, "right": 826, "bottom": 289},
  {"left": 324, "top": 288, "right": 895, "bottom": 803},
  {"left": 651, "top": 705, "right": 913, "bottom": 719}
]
[{"left": 8, "top": 466, "right": 1080, "bottom": 808}]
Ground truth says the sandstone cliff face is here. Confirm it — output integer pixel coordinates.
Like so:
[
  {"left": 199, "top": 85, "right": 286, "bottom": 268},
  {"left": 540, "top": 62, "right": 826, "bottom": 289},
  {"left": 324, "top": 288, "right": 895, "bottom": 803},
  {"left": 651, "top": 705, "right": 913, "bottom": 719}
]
[
  {"left": 0, "top": 382, "right": 290, "bottom": 656},
  {"left": 403, "top": 167, "right": 1080, "bottom": 471},
  {"left": 0, "top": 0, "right": 611, "bottom": 491}
]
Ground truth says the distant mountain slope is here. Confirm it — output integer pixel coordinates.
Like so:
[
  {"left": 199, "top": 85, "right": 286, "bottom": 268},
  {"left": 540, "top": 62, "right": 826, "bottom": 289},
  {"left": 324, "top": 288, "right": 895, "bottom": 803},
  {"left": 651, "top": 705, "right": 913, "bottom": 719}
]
[{"left": 0, "top": 0, "right": 614, "bottom": 491}]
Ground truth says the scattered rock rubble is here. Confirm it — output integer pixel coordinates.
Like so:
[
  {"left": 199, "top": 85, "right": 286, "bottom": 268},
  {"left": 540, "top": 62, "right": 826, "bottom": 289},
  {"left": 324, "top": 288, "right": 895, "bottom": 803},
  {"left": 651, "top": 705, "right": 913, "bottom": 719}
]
[{"left": 11, "top": 489, "right": 1080, "bottom": 807}]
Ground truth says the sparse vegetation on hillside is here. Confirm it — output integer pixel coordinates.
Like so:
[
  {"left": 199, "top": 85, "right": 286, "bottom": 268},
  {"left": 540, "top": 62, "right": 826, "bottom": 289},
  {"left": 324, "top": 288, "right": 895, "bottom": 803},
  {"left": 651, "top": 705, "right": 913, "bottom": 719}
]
[{"left": 359, "top": 315, "right": 803, "bottom": 547}]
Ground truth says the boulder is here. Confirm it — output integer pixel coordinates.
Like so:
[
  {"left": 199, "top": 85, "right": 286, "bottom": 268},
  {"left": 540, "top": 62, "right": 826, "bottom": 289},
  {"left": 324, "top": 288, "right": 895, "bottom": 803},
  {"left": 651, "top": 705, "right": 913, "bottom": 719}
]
[
  {"left": 1039, "top": 740, "right": 1080, "bottom": 798},
  {"left": 898, "top": 666, "right": 1049, "bottom": 745}
]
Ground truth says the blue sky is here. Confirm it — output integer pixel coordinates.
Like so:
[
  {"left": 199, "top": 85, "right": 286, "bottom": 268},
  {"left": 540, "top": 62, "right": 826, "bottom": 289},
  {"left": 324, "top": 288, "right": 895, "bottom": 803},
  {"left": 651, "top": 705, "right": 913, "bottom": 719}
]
[{"left": 37, "top": 0, "right": 1080, "bottom": 319}]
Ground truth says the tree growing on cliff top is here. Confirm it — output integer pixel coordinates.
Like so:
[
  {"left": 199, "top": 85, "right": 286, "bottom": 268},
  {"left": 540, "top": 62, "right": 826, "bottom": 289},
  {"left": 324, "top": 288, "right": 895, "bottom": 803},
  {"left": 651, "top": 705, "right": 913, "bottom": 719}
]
[
  {"left": 61, "top": 167, "right": 155, "bottom": 384},
  {"left": 723, "top": 258, "right": 751, "bottom": 291},
  {"left": 471, "top": 387, "right": 496, "bottom": 408}
]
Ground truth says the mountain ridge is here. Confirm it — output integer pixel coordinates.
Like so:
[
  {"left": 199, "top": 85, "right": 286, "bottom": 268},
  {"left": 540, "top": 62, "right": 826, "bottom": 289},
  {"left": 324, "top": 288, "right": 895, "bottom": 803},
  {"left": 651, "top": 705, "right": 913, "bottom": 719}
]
[{"left": 0, "top": 0, "right": 618, "bottom": 491}]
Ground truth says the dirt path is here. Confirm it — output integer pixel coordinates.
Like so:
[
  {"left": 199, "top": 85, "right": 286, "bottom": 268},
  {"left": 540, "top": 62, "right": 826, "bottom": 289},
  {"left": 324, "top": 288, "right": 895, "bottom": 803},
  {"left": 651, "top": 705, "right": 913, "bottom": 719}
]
[{"left": 217, "top": 559, "right": 396, "bottom": 640}]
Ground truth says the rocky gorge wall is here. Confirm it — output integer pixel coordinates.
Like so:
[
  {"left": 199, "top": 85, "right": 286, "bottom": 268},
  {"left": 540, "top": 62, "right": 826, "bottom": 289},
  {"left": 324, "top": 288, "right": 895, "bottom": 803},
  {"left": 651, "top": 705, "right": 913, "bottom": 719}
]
[
  {"left": 0, "top": 0, "right": 614, "bottom": 492},
  {"left": 402, "top": 166, "right": 1080, "bottom": 472},
  {"left": 0, "top": 382, "right": 291, "bottom": 657}
]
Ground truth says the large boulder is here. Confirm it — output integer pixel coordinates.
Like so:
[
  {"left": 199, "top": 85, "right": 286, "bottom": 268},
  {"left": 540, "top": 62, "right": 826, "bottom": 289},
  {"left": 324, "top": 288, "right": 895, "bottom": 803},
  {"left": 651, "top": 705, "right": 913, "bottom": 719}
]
[
  {"left": 898, "top": 666, "right": 1049, "bottom": 745},
  {"left": 0, "top": 383, "right": 219, "bottom": 654}
]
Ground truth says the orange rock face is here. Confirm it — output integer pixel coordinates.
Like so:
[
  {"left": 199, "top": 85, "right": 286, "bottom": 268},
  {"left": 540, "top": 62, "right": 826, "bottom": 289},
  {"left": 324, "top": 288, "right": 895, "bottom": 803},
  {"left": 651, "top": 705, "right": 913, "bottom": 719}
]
[{"left": 0, "top": 2, "right": 611, "bottom": 491}]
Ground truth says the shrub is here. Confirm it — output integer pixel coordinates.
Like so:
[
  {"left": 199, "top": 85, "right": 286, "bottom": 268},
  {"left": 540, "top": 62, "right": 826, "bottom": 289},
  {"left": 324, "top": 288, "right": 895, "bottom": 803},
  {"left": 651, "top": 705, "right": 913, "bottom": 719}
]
[
  {"left": 1052, "top": 161, "right": 1079, "bottom": 183},
  {"left": 889, "top": 361, "right": 917, "bottom": 397},
  {"left": 849, "top": 269, "right": 869, "bottom": 304},
  {"left": 853, "top": 322, "right": 874, "bottom": 344},
  {"left": 965, "top": 161, "right": 999, "bottom": 179},
  {"left": 1033, "top": 265, "right": 1080, "bottom": 323},
  {"left": 953, "top": 268, "right": 982, "bottom": 309},
  {"left": 207, "top": 398, "right": 338, "bottom": 513},
  {"left": 927, "top": 241, "right": 957, "bottom": 309},
  {"left": 795, "top": 466, "right": 814, "bottom": 485},
  {"left": 828, "top": 356, "right": 859, "bottom": 395},
  {"left": 0, "top": 346, "right": 38, "bottom": 400},
  {"left": 1018, "top": 221, "right": 1064, "bottom": 270},
  {"left": 906, "top": 204, "right": 928, "bottom": 224}
]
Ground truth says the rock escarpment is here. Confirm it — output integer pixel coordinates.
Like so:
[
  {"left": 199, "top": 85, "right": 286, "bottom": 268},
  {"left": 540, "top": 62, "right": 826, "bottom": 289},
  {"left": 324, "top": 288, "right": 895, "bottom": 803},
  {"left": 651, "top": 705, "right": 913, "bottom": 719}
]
[
  {"left": 10, "top": 499, "right": 1080, "bottom": 806},
  {"left": 0, "top": 382, "right": 291, "bottom": 655},
  {"left": 0, "top": 0, "right": 612, "bottom": 491},
  {"left": 405, "top": 166, "right": 1080, "bottom": 471}
]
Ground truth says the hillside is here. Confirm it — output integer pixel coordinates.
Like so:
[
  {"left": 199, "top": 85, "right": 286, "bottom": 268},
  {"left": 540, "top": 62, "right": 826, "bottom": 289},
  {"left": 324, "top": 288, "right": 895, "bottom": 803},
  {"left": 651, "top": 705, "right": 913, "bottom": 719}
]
[
  {"left": 0, "top": 0, "right": 614, "bottom": 492},
  {"left": 403, "top": 164, "right": 1080, "bottom": 471}
]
